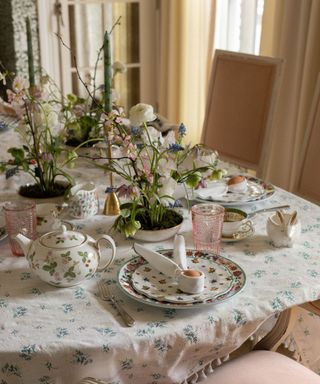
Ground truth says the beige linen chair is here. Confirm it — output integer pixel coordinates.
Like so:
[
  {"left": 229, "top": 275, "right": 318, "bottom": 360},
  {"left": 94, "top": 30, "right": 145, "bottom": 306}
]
[
  {"left": 186, "top": 308, "right": 320, "bottom": 384},
  {"left": 202, "top": 50, "right": 283, "bottom": 175},
  {"left": 296, "top": 74, "right": 320, "bottom": 204},
  {"left": 199, "top": 350, "right": 320, "bottom": 384}
]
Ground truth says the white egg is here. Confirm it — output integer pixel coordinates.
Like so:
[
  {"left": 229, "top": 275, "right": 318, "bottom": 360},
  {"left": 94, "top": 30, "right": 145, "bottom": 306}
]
[{"left": 227, "top": 176, "right": 248, "bottom": 193}]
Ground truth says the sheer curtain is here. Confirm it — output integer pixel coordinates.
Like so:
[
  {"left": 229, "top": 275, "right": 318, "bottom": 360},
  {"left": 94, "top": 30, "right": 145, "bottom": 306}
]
[
  {"left": 158, "top": 0, "right": 216, "bottom": 144},
  {"left": 259, "top": 0, "right": 320, "bottom": 191}
]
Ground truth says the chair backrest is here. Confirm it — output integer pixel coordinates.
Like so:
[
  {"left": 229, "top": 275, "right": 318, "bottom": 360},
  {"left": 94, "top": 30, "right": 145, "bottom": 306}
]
[
  {"left": 296, "top": 74, "right": 320, "bottom": 204},
  {"left": 202, "top": 50, "right": 283, "bottom": 173}
]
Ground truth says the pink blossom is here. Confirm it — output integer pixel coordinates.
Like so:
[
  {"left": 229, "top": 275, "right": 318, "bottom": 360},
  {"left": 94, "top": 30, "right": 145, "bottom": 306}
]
[
  {"left": 117, "top": 184, "right": 135, "bottom": 198},
  {"left": 12, "top": 76, "right": 28, "bottom": 93}
]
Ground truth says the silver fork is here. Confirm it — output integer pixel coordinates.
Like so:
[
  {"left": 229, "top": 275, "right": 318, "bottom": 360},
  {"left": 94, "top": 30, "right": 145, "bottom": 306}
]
[
  {"left": 98, "top": 281, "right": 135, "bottom": 327},
  {"left": 78, "top": 377, "right": 107, "bottom": 384}
]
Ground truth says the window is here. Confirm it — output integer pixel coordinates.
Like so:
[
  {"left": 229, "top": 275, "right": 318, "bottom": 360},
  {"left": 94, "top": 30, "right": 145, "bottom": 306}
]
[
  {"left": 215, "top": 0, "right": 265, "bottom": 54},
  {"left": 37, "top": 0, "right": 157, "bottom": 112}
]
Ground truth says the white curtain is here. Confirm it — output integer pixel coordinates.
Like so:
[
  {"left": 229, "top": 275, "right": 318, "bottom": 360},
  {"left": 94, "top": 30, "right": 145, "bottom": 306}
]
[
  {"left": 259, "top": 0, "right": 320, "bottom": 191},
  {"left": 158, "top": 0, "right": 216, "bottom": 144}
]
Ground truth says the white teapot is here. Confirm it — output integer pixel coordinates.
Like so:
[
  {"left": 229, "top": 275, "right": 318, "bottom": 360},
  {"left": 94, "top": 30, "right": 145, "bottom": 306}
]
[{"left": 15, "top": 226, "right": 116, "bottom": 287}]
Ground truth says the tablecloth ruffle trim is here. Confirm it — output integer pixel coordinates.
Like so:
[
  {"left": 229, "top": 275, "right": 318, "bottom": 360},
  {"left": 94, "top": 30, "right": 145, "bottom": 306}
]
[
  {"left": 181, "top": 354, "right": 230, "bottom": 384},
  {"left": 181, "top": 333, "right": 302, "bottom": 384}
]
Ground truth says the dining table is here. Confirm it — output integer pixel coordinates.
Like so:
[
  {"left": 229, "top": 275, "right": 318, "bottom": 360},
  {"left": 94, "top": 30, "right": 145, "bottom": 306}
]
[{"left": 1, "top": 125, "right": 320, "bottom": 384}]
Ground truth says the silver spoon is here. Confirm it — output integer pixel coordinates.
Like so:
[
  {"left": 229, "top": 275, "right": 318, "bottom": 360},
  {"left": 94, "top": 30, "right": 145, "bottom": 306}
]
[{"left": 248, "top": 205, "right": 290, "bottom": 218}]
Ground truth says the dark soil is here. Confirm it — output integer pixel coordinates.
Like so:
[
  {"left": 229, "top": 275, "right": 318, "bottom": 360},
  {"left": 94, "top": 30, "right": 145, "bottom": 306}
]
[
  {"left": 137, "top": 209, "right": 183, "bottom": 230},
  {"left": 19, "top": 182, "right": 71, "bottom": 198},
  {"left": 65, "top": 138, "right": 95, "bottom": 147}
]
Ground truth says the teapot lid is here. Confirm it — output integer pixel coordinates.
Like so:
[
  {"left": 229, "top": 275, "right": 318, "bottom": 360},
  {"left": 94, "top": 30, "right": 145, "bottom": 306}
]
[{"left": 40, "top": 225, "right": 86, "bottom": 248}]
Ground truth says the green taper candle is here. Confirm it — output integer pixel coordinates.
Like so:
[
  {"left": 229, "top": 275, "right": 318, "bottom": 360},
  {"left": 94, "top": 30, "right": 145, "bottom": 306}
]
[
  {"left": 104, "top": 30, "right": 112, "bottom": 113},
  {"left": 26, "top": 17, "right": 35, "bottom": 87}
]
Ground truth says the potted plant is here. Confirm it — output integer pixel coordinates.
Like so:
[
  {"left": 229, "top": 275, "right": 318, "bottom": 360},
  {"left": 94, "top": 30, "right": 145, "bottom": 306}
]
[
  {"left": 98, "top": 103, "right": 224, "bottom": 239},
  {"left": 59, "top": 59, "right": 127, "bottom": 148},
  {"left": 0, "top": 75, "right": 77, "bottom": 198}
]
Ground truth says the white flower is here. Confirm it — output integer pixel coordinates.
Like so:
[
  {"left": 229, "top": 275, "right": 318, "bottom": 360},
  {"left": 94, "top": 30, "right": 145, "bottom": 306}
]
[
  {"left": 142, "top": 125, "right": 161, "bottom": 143},
  {"left": 162, "top": 130, "right": 176, "bottom": 148},
  {"left": 194, "top": 150, "right": 218, "bottom": 168},
  {"left": 158, "top": 177, "right": 178, "bottom": 206},
  {"left": 113, "top": 61, "right": 127, "bottom": 74},
  {"left": 158, "top": 157, "right": 176, "bottom": 177},
  {"left": 129, "top": 103, "right": 157, "bottom": 126}
]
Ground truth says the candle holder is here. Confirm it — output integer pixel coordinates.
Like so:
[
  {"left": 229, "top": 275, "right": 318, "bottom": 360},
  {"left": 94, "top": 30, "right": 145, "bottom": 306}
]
[{"left": 103, "top": 128, "right": 120, "bottom": 216}]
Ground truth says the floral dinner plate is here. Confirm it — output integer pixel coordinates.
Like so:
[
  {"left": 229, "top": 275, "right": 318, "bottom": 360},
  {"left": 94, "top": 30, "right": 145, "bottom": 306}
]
[
  {"left": 117, "top": 249, "right": 246, "bottom": 309},
  {"left": 195, "top": 176, "right": 275, "bottom": 206},
  {"left": 131, "top": 256, "right": 234, "bottom": 304}
]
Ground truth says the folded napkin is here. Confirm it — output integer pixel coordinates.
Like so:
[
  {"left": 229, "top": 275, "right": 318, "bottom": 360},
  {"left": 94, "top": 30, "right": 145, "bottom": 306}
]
[
  {"left": 172, "top": 234, "right": 188, "bottom": 269},
  {"left": 133, "top": 243, "right": 181, "bottom": 277},
  {"left": 195, "top": 182, "right": 227, "bottom": 200}
]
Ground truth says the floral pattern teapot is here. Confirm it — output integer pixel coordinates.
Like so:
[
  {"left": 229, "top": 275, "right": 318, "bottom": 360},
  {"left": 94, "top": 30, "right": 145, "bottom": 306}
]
[{"left": 15, "top": 225, "right": 116, "bottom": 287}]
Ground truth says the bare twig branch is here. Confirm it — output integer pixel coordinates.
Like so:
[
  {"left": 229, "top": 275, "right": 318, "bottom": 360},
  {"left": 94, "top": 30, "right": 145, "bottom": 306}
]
[
  {"left": 55, "top": 33, "right": 95, "bottom": 101},
  {"left": 109, "top": 16, "right": 121, "bottom": 34}
]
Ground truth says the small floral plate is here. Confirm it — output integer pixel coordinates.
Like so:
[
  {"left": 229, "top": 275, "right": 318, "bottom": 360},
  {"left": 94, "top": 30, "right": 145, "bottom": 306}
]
[
  {"left": 131, "top": 258, "right": 234, "bottom": 304},
  {"left": 117, "top": 249, "right": 246, "bottom": 309},
  {"left": 221, "top": 222, "right": 255, "bottom": 243}
]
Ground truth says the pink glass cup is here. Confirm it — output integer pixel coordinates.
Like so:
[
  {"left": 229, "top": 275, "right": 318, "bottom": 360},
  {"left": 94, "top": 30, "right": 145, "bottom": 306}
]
[
  {"left": 191, "top": 203, "right": 225, "bottom": 253},
  {"left": 3, "top": 201, "right": 37, "bottom": 256}
]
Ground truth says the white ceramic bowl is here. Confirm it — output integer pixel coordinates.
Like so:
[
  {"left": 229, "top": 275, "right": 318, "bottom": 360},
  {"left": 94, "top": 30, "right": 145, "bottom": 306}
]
[{"left": 133, "top": 222, "right": 182, "bottom": 242}]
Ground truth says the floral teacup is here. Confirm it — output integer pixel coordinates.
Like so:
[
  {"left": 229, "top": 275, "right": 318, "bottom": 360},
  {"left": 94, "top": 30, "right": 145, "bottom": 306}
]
[
  {"left": 67, "top": 182, "right": 99, "bottom": 219},
  {"left": 222, "top": 208, "right": 253, "bottom": 237}
]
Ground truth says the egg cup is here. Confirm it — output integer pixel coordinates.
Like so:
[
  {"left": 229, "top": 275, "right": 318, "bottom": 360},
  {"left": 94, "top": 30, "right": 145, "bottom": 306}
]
[
  {"left": 227, "top": 176, "right": 248, "bottom": 193},
  {"left": 177, "top": 269, "right": 205, "bottom": 294}
]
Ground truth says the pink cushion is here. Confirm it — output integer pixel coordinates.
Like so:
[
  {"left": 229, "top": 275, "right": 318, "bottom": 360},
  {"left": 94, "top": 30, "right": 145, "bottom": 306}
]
[{"left": 202, "top": 351, "right": 320, "bottom": 384}]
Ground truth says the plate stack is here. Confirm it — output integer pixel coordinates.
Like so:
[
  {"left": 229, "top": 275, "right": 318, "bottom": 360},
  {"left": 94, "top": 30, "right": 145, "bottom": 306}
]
[{"left": 117, "top": 249, "right": 246, "bottom": 309}]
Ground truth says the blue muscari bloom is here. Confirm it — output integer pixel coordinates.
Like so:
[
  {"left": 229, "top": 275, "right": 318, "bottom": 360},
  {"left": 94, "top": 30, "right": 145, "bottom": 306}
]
[
  {"left": 131, "top": 126, "right": 140, "bottom": 136},
  {"left": 168, "top": 200, "right": 183, "bottom": 208},
  {"left": 0, "top": 121, "right": 9, "bottom": 131},
  {"left": 105, "top": 187, "right": 116, "bottom": 193},
  {"left": 178, "top": 123, "right": 187, "bottom": 137},
  {"left": 168, "top": 143, "right": 184, "bottom": 153}
]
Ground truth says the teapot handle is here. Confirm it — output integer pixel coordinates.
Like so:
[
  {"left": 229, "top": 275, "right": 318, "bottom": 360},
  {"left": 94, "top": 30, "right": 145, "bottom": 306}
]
[{"left": 95, "top": 235, "right": 116, "bottom": 272}]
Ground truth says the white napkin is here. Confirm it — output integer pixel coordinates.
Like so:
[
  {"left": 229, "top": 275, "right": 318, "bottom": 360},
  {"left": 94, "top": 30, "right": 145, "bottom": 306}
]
[
  {"left": 172, "top": 234, "right": 188, "bottom": 269},
  {"left": 133, "top": 243, "right": 181, "bottom": 277},
  {"left": 195, "top": 182, "right": 227, "bottom": 200}
]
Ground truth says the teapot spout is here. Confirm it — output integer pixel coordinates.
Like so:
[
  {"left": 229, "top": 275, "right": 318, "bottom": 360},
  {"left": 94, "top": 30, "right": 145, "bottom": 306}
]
[{"left": 15, "top": 233, "right": 33, "bottom": 256}]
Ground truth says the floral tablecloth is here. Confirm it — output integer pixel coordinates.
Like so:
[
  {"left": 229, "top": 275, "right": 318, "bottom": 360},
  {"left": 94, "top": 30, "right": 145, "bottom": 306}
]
[
  {"left": 1, "top": 125, "right": 320, "bottom": 383},
  {"left": 1, "top": 181, "right": 320, "bottom": 384}
]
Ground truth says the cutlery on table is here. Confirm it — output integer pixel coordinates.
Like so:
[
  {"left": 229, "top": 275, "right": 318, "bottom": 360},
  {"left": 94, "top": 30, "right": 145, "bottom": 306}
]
[
  {"left": 248, "top": 205, "right": 290, "bottom": 218},
  {"left": 98, "top": 281, "right": 135, "bottom": 327},
  {"left": 79, "top": 377, "right": 107, "bottom": 384}
]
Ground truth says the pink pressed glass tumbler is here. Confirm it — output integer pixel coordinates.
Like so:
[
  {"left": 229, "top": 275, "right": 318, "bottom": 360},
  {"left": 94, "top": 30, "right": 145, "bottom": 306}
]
[
  {"left": 191, "top": 203, "right": 225, "bottom": 253},
  {"left": 3, "top": 201, "right": 37, "bottom": 256}
]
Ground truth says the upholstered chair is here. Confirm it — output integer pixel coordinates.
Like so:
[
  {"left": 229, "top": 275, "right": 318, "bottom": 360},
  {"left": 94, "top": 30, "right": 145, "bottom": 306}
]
[{"left": 202, "top": 50, "right": 283, "bottom": 176}]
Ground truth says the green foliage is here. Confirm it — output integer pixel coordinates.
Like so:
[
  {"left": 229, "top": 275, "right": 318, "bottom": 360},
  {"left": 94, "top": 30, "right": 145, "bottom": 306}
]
[{"left": 0, "top": 77, "right": 76, "bottom": 195}]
